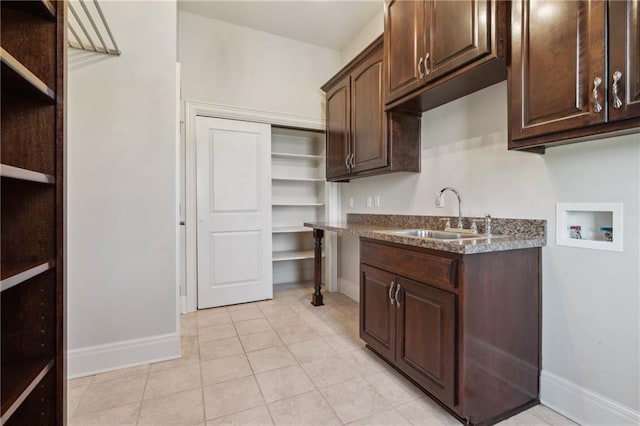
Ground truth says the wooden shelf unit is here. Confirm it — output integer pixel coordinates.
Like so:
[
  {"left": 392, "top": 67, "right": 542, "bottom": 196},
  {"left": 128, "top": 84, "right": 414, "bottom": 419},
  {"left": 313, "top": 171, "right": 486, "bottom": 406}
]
[
  {"left": 271, "top": 127, "right": 326, "bottom": 285},
  {"left": 0, "top": 1, "right": 65, "bottom": 424}
]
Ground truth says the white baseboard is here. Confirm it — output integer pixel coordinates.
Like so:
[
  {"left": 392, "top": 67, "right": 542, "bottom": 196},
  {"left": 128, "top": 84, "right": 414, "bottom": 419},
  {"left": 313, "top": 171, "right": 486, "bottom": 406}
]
[
  {"left": 541, "top": 370, "right": 640, "bottom": 425},
  {"left": 67, "top": 333, "right": 181, "bottom": 379},
  {"left": 339, "top": 277, "right": 359, "bottom": 302}
]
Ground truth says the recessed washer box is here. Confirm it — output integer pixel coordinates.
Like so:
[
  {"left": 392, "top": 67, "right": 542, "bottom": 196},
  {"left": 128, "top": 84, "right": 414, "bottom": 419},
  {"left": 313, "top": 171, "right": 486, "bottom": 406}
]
[{"left": 556, "top": 202, "right": 623, "bottom": 252}]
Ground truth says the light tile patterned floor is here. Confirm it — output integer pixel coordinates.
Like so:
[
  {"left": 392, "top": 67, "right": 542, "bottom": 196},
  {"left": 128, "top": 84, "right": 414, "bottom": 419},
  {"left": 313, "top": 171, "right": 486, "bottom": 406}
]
[{"left": 67, "top": 283, "right": 577, "bottom": 425}]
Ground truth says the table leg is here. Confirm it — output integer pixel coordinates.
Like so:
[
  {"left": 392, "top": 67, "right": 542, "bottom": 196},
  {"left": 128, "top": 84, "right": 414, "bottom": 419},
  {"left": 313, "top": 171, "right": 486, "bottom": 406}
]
[{"left": 311, "top": 228, "right": 324, "bottom": 306}]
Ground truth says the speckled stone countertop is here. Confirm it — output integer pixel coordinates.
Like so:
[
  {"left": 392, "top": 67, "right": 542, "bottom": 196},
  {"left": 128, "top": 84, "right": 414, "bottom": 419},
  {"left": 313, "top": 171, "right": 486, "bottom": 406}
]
[{"left": 304, "top": 214, "right": 546, "bottom": 254}]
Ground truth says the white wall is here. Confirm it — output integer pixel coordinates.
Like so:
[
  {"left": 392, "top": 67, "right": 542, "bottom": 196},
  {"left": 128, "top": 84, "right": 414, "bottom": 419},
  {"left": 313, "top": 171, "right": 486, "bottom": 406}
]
[
  {"left": 340, "top": 9, "right": 384, "bottom": 66},
  {"left": 178, "top": 11, "right": 341, "bottom": 120},
  {"left": 67, "top": 1, "right": 179, "bottom": 377}
]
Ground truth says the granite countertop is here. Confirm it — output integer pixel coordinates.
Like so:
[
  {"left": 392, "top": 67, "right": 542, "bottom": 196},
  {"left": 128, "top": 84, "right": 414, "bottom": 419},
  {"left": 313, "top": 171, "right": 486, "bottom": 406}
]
[{"left": 304, "top": 214, "right": 546, "bottom": 255}]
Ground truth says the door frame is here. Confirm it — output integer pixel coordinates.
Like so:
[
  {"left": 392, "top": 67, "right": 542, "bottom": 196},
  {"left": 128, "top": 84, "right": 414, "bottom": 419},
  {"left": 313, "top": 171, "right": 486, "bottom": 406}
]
[{"left": 184, "top": 100, "right": 339, "bottom": 313}]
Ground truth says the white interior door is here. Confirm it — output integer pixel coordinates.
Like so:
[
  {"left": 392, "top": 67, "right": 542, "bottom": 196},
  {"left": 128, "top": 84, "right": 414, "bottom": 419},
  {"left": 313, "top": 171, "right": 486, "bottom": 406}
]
[{"left": 196, "top": 117, "right": 272, "bottom": 308}]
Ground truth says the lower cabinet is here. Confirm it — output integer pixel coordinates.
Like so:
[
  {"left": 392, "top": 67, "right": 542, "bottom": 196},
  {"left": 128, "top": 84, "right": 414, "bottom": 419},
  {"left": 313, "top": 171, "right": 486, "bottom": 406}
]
[
  {"left": 360, "top": 238, "right": 541, "bottom": 425},
  {"left": 360, "top": 265, "right": 396, "bottom": 361},
  {"left": 394, "top": 276, "right": 456, "bottom": 407}
]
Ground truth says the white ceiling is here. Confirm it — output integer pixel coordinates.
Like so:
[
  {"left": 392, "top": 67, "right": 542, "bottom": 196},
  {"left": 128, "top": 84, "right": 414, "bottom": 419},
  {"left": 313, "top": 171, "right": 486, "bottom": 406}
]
[{"left": 177, "top": 1, "right": 384, "bottom": 51}]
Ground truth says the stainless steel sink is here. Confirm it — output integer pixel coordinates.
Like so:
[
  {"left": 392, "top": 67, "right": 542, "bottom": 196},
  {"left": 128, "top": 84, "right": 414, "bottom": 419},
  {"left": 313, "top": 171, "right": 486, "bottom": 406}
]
[{"left": 389, "top": 229, "right": 483, "bottom": 240}]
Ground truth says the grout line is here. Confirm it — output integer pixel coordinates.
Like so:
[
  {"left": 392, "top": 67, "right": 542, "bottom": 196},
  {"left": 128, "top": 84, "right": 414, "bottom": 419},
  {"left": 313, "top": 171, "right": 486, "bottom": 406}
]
[
  {"left": 135, "top": 366, "right": 151, "bottom": 424},
  {"left": 197, "top": 331, "right": 208, "bottom": 425}
]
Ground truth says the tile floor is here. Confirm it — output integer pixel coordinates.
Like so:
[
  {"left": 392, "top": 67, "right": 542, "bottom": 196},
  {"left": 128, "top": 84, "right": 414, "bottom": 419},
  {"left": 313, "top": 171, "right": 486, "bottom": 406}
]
[{"left": 67, "top": 283, "right": 576, "bottom": 426}]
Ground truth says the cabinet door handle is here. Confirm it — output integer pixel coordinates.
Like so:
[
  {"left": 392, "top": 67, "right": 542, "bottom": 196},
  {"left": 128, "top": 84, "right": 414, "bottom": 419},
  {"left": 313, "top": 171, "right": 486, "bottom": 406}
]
[
  {"left": 394, "top": 283, "right": 401, "bottom": 307},
  {"left": 350, "top": 153, "right": 356, "bottom": 169},
  {"left": 424, "top": 53, "right": 431, "bottom": 76},
  {"left": 593, "top": 76, "right": 603, "bottom": 113},
  {"left": 388, "top": 281, "right": 395, "bottom": 305},
  {"left": 612, "top": 70, "right": 623, "bottom": 109},
  {"left": 345, "top": 154, "right": 350, "bottom": 170},
  {"left": 417, "top": 57, "right": 425, "bottom": 79}
]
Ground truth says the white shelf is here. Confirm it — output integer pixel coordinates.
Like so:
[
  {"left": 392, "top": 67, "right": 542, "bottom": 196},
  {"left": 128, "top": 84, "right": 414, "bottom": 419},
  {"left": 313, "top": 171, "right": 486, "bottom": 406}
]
[
  {"left": 272, "top": 177, "right": 324, "bottom": 182},
  {"left": 272, "top": 202, "right": 324, "bottom": 207},
  {"left": 271, "top": 127, "right": 325, "bottom": 284},
  {"left": 272, "top": 227, "right": 312, "bottom": 234},
  {"left": 272, "top": 152, "right": 323, "bottom": 161},
  {"left": 272, "top": 250, "right": 324, "bottom": 262},
  {"left": 0, "top": 165, "right": 55, "bottom": 184}
]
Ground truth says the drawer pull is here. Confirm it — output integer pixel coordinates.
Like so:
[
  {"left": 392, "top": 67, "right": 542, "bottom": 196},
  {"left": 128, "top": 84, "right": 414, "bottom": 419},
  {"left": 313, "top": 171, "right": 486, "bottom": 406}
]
[
  {"left": 394, "top": 283, "right": 402, "bottom": 307},
  {"left": 388, "top": 281, "right": 395, "bottom": 305}
]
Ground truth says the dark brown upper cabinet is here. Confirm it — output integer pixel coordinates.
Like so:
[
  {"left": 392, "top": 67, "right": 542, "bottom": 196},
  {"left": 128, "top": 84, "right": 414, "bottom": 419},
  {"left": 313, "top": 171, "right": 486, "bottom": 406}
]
[
  {"left": 609, "top": 0, "right": 640, "bottom": 123},
  {"left": 509, "top": 0, "right": 640, "bottom": 151},
  {"left": 322, "top": 36, "right": 420, "bottom": 182},
  {"left": 384, "top": 0, "right": 508, "bottom": 113},
  {"left": 325, "top": 76, "right": 351, "bottom": 179}
]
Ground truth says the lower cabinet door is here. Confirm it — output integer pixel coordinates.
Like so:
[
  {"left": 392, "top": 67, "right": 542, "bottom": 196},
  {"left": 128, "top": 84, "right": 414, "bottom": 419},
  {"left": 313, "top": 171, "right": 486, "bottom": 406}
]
[
  {"left": 360, "top": 265, "right": 396, "bottom": 361},
  {"left": 395, "top": 276, "right": 456, "bottom": 407}
]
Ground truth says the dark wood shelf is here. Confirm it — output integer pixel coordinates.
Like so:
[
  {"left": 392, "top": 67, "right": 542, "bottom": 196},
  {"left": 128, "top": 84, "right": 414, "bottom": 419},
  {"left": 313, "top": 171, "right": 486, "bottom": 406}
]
[
  {"left": 1, "top": 1, "right": 56, "bottom": 21},
  {"left": 0, "top": 48, "right": 55, "bottom": 102},
  {"left": 1, "top": 1, "right": 64, "bottom": 423},
  {"left": 1, "top": 260, "right": 55, "bottom": 292},
  {"left": 0, "top": 358, "right": 54, "bottom": 423}
]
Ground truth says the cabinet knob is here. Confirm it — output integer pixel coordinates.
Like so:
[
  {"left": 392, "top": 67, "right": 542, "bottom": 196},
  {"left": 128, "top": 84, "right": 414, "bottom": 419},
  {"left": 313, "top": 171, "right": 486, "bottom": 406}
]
[
  {"left": 424, "top": 53, "right": 431, "bottom": 76},
  {"left": 592, "top": 76, "right": 603, "bottom": 113},
  {"left": 417, "top": 57, "right": 425, "bottom": 79},
  {"left": 394, "top": 283, "right": 402, "bottom": 307},
  {"left": 612, "top": 71, "right": 623, "bottom": 109},
  {"left": 388, "top": 281, "right": 395, "bottom": 305}
]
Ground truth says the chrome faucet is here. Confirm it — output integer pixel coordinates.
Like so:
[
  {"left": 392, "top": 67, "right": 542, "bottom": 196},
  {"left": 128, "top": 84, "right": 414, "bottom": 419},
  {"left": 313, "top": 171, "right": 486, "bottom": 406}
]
[{"left": 436, "top": 187, "right": 463, "bottom": 229}]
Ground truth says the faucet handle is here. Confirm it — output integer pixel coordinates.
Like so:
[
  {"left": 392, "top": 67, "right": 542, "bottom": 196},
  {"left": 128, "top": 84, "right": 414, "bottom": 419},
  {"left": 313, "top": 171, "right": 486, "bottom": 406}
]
[
  {"left": 439, "top": 217, "right": 451, "bottom": 229},
  {"left": 484, "top": 214, "right": 492, "bottom": 235},
  {"left": 470, "top": 220, "right": 478, "bottom": 233}
]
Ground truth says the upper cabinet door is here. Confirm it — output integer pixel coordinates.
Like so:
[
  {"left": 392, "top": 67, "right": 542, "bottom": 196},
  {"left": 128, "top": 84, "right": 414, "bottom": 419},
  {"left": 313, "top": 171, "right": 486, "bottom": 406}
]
[
  {"left": 385, "top": 0, "right": 426, "bottom": 104},
  {"left": 608, "top": 0, "right": 640, "bottom": 122},
  {"left": 424, "top": 0, "right": 490, "bottom": 82},
  {"left": 510, "top": 0, "right": 606, "bottom": 141},
  {"left": 325, "top": 76, "right": 351, "bottom": 180},
  {"left": 351, "top": 48, "right": 387, "bottom": 174}
]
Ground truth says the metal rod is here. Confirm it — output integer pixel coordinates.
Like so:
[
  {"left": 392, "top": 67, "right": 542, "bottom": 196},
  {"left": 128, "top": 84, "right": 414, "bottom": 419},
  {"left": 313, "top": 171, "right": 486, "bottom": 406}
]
[
  {"left": 94, "top": 0, "right": 121, "bottom": 55},
  {"left": 68, "top": 2, "right": 98, "bottom": 52},
  {"left": 68, "top": 22, "right": 86, "bottom": 50},
  {"left": 78, "top": 0, "right": 109, "bottom": 53}
]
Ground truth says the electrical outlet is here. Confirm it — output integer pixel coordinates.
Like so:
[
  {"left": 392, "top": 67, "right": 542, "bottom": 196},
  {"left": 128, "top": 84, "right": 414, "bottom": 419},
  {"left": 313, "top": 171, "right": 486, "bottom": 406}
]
[
  {"left": 349, "top": 197, "right": 354, "bottom": 208},
  {"left": 374, "top": 195, "right": 381, "bottom": 208},
  {"left": 366, "top": 196, "right": 372, "bottom": 208},
  {"left": 435, "top": 192, "right": 444, "bottom": 208}
]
